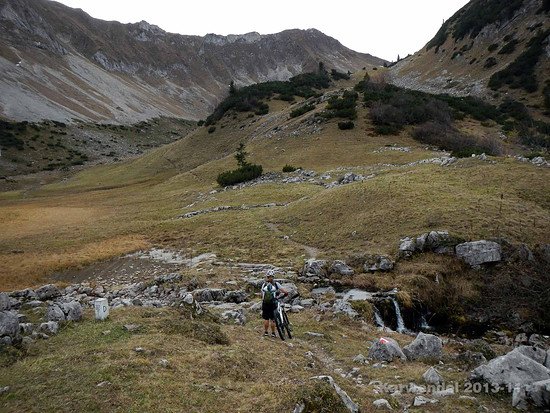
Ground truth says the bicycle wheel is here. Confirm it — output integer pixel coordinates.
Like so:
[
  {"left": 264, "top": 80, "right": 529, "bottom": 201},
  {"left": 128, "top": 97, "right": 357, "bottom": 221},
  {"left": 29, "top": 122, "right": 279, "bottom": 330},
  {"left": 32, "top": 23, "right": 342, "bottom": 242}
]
[
  {"left": 274, "top": 310, "right": 286, "bottom": 340},
  {"left": 283, "top": 310, "right": 292, "bottom": 339}
]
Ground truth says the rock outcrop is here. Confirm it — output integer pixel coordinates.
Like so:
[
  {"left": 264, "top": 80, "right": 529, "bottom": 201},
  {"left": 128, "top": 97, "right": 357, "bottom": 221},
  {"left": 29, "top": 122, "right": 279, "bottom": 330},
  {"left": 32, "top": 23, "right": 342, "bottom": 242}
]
[{"left": 403, "top": 333, "right": 443, "bottom": 361}]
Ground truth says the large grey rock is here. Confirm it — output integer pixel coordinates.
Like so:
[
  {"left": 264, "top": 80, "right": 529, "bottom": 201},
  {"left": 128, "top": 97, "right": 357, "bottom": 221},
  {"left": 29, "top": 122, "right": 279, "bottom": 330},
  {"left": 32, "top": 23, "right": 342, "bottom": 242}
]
[
  {"left": 455, "top": 241, "right": 501, "bottom": 266},
  {"left": 367, "top": 337, "right": 406, "bottom": 362},
  {"left": 0, "top": 311, "right": 20, "bottom": 344},
  {"left": 422, "top": 367, "right": 443, "bottom": 385},
  {"left": 332, "top": 300, "right": 359, "bottom": 319},
  {"left": 403, "top": 332, "right": 443, "bottom": 361},
  {"left": 329, "top": 260, "right": 354, "bottom": 276},
  {"left": 46, "top": 304, "right": 65, "bottom": 322},
  {"left": 279, "top": 282, "right": 299, "bottom": 303},
  {"left": 192, "top": 288, "right": 226, "bottom": 302},
  {"left": 425, "top": 231, "right": 450, "bottom": 250},
  {"left": 471, "top": 351, "right": 550, "bottom": 387},
  {"left": 512, "top": 346, "right": 547, "bottom": 366},
  {"left": 60, "top": 301, "right": 83, "bottom": 321},
  {"left": 311, "top": 375, "right": 359, "bottom": 413},
  {"left": 526, "top": 379, "right": 550, "bottom": 407},
  {"left": 398, "top": 237, "right": 416, "bottom": 258},
  {"left": 221, "top": 309, "right": 246, "bottom": 325},
  {"left": 301, "top": 259, "right": 328, "bottom": 279},
  {"left": 35, "top": 284, "right": 61, "bottom": 300},
  {"left": 223, "top": 290, "right": 248, "bottom": 303},
  {"left": 0, "top": 293, "right": 10, "bottom": 311}
]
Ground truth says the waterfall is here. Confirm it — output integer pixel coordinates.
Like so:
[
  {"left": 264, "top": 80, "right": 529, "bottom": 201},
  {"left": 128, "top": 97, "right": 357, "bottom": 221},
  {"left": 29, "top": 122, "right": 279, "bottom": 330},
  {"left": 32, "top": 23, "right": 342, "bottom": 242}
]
[
  {"left": 419, "top": 314, "right": 433, "bottom": 331},
  {"left": 373, "top": 306, "right": 385, "bottom": 328},
  {"left": 391, "top": 298, "right": 407, "bottom": 333}
]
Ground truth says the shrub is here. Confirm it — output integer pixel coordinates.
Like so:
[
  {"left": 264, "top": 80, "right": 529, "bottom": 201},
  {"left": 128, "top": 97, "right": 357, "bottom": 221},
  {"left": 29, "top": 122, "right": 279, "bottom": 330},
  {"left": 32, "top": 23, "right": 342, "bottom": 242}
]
[
  {"left": 484, "top": 57, "right": 497, "bottom": 68},
  {"left": 499, "top": 98, "right": 531, "bottom": 122},
  {"left": 282, "top": 164, "right": 298, "bottom": 172},
  {"left": 204, "top": 71, "right": 330, "bottom": 125},
  {"left": 498, "top": 38, "right": 519, "bottom": 54},
  {"left": 216, "top": 164, "right": 263, "bottom": 187},
  {"left": 338, "top": 121, "right": 355, "bottom": 130},
  {"left": 330, "top": 69, "right": 350, "bottom": 80},
  {"left": 543, "top": 83, "right": 550, "bottom": 109},
  {"left": 411, "top": 122, "right": 502, "bottom": 157},
  {"left": 290, "top": 103, "right": 315, "bottom": 118},
  {"left": 324, "top": 90, "right": 358, "bottom": 120},
  {"left": 489, "top": 29, "right": 549, "bottom": 92},
  {"left": 208, "top": 126, "right": 216, "bottom": 134},
  {"left": 487, "top": 43, "right": 499, "bottom": 52},
  {"left": 197, "top": 120, "right": 205, "bottom": 127}
]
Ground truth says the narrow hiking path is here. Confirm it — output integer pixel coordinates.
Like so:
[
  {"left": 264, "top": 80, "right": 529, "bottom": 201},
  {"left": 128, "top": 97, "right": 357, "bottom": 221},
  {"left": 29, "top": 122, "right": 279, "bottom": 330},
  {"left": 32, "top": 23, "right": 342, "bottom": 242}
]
[{"left": 265, "top": 222, "right": 321, "bottom": 259}]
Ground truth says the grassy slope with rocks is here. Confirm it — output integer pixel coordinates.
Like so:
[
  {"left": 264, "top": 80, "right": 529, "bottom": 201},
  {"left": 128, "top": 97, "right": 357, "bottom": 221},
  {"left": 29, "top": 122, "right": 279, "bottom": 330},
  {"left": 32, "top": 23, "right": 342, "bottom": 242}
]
[{"left": 0, "top": 69, "right": 549, "bottom": 412}]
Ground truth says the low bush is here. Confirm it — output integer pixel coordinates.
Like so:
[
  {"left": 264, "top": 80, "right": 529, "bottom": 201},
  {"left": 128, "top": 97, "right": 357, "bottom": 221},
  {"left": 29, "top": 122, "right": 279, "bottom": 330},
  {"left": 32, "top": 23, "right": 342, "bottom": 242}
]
[
  {"left": 330, "top": 69, "right": 350, "bottom": 80},
  {"left": 487, "top": 43, "right": 499, "bottom": 52},
  {"left": 323, "top": 90, "right": 358, "bottom": 120},
  {"left": 411, "top": 122, "right": 502, "bottom": 157},
  {"left": 217, "top": 164, "right": 263, "bottom": 187},
  {"left": 290, "top": 103, "right": 315, "bottom": 118},
  {"left": 197, "top": 120, "right": 205, "bottom": 127},
  {"left": 484, "top": 57, "right": 497, "bottom": 68},
  {"left": 208, "top": 126, "right": 216, "bottom": 134},
  {"left": 338, "top": 121, "right": 355, "bottom": 130},
  {"left": 282, "top": 164, "right": 298, "bottom": 172},
  {"left": 498, "top": 38, "right": 519, "bottom": 54}
]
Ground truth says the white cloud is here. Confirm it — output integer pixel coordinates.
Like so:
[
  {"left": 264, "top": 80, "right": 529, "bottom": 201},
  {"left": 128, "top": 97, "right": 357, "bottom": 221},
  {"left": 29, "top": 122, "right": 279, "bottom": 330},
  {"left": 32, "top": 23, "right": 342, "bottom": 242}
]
[{"left": 54, "top": 0, "right": 470, "bottom": 61}]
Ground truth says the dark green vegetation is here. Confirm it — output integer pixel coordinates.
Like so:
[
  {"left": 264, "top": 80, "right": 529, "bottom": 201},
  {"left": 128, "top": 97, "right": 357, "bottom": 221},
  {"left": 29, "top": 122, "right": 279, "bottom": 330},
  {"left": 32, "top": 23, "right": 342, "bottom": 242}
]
[
  {"left": 330, "top": 69, "right": 350, "bottom": 81},
  {"left": 216, "top": 143, "right": 263, "bottom": 187},
  {"left": 323, "top": 91, "right": 358, "bottom": 120},
  {"left": 337, "top": 121, "right": 355, "bottom": 130},
  {"left": 0, "top": 118, "right": 195, "bottom": 177},
  {"left": 205, "top": 72, "right": 331, "bottom": 125},
  {"left": 497, "top": 38, "right": 519, "bottom": 54},
  {"left": 355, "top": 79, "right": 549, "bottom": 152},
  {"left": 489, "top": 29, "right": 550, "bottom": 93},
  {"left": 484, "top": 57, "right": 497, "bottom": 68},
  {"left": 290, "top": 103, "right": 316, "bottom": 118},
  {"left": 282, "top": 165, "right": 298, "bottom": 172},
  {"left": 426, "top": 0, "right": 525, "bottom": 52},
  {"left": 487, "top": 43, "right": 499, "bottom": 52}
]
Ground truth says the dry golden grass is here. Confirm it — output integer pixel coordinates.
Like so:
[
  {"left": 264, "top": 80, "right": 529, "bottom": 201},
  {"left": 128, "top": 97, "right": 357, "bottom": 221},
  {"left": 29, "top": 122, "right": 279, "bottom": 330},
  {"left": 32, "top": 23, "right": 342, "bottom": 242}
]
[{"left": 0, "top": 306, "right": 516, "bottom": 413}]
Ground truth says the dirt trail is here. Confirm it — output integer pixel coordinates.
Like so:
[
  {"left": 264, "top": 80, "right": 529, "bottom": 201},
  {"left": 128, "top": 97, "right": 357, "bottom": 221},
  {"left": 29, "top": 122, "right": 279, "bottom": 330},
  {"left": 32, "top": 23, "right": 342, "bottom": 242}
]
[{"left": 265, "top": 222, "right": 321, "bottom": 259}]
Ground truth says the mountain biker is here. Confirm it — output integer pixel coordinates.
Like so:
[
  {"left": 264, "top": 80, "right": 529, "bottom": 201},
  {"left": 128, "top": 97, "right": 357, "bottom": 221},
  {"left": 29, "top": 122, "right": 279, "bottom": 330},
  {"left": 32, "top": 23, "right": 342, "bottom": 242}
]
[{"left": 261, "top": 269, "right": 288, "bottom": 337}]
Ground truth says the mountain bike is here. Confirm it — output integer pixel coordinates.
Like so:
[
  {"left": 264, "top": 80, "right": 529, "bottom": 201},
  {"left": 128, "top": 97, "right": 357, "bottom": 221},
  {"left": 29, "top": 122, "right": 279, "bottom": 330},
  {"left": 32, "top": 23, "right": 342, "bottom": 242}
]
[{"left": 273, "top": 298, "right": 292, "bottom": 340}]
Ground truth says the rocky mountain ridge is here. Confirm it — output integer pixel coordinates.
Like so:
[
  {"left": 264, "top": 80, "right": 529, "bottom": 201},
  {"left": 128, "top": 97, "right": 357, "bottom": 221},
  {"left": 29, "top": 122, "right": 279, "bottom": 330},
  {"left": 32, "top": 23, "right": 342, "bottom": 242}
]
[
  {"left": 389, "top": 0, "right": 549, "bottom": 118},
  {"left": 0, "top": 0, "right": 383, "bottom": 123}
]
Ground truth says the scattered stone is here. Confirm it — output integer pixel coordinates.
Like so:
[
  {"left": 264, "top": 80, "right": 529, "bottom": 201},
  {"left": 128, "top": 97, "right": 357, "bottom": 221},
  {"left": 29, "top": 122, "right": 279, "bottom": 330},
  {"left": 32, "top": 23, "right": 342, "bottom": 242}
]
[
  {"left": 403, "top": 332, "right": 443, "bottom": 361},
  {"left": 372, "top": 398, "right": 392, "bottom": 410},
  {"left": 35, "top": 284, "right": 61, "bottom": 300},
  {"left": 408, "top": 383, "right": 427, "bottom": 394},
  {"left": 398, "top": 237, "right": 416, "bottom": 259},
  {"left": 422, "top": 367, "right": 443, "bottom": 385},
  {"left": 19, "top": 323, "right": 34, "bottom": 335},
  {"left": 413, "top": 396, "right": 437, "bottom": 406},
  {"left": 329, "top": 260, "right": 354, "bottom": 277},
  {"left": 511, "top": 346, "right": 548, "bottom": 366},
  {"left": 96, "top": 381, "right": 111, "bottom": 387},
  {"left": 221, "top": 309, "right": 246, "bottom": 325},
  {"left": 0, "top": 311, "right": 21, "bottom": 345},
  {"left": 455, "top": 241, "right": 501, "bottom": 267},
  {"left": 192, "top": 288, "right": 226, "bottom": 302},
  {"left": 364, "top": 255, "right": 394, "bottom": 272},
  {"left": 46, "top": 304, "right": 65, "bottom": 322},
  {"left": 367, "top": 337, "right": 406, "bottom": 362},
  {"left": 300, "top": 259, "right": 328, "bottom": 280},
  {"left": 0, "top": 293, "right": 10, "bottom": 311},
  {"left": 39, "top": 321, "right": 59, "bottom": 335},
  {"left": 457, "top": 351, "right": 487, "bottom": 368},
  {"left": 332, "top": 300, "right": 359, "bottom": 319},
  {"left": 224, "top": 290, "right": 248, "bottom": 303},
  {"left": 154, "top": 273, "right": 182, "bottom": 284},
  {"left": 433, "top": 387, "right": 455, "bottom": 397},
  {"left": 305, "top": 331, "right": 324, "bottom": 338},
  {"left": 183, "top": 293, "right": 194, "bottom": 305},
  {"left": 311, "top": 375, "right": 359, "bottom": 413},
  {"left": 123, "top": 324, "right": 141, "bottom": 332},
  {"left": 353, "top": 354, "right": 366, "bottom": 364},
  {"left": 0, "top": 386, "right": 10, "bottom": 395},
  {"left": 158, "top": 359, "right": 169, "bottom": 368}
]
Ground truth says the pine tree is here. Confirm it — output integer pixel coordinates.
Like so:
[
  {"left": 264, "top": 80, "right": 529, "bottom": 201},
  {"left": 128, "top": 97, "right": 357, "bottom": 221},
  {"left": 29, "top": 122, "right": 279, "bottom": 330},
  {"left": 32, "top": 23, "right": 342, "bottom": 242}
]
[{"left": 234, "top": 142, "right": 249, "bottom": 168}]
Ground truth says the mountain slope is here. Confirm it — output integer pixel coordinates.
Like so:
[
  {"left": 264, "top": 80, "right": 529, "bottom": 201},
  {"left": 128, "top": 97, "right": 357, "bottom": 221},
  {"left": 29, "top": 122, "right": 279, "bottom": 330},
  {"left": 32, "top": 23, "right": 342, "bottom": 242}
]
[
  {"left": 390, "top": 0, "right": 549, "bottom": 118},
  {"left": 0, "top": 0, "right": 384, "bottom": 123}
]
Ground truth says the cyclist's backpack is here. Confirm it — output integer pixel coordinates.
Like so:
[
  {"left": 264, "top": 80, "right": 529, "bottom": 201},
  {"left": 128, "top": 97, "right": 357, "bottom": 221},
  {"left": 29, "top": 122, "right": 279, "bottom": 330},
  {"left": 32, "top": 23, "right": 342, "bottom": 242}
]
[{"left": 263, "top": 283, "right": 278, "bottom": 304}]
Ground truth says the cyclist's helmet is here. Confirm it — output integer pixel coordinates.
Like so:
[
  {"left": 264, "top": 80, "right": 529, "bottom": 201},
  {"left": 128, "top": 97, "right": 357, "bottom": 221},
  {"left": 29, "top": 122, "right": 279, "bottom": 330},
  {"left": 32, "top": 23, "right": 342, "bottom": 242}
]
[{"left": 266, "top": 269, "right": 275, "bottom": 279}]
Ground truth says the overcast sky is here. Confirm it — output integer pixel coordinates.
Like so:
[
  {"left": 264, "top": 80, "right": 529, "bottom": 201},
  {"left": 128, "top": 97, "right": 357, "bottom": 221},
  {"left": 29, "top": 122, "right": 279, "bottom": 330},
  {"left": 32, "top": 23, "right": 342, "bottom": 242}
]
[{"left": 54, "top": 0, "right": 470, "bottom": 61}]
